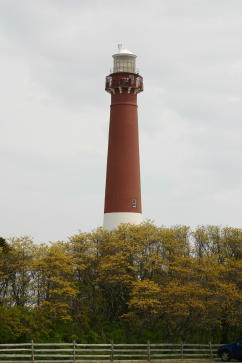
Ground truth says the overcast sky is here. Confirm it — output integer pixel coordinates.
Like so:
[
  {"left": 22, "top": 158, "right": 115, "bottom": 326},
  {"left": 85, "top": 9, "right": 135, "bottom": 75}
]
[{"left": 1, "top": 0, "right": 242, "bottom": 243}]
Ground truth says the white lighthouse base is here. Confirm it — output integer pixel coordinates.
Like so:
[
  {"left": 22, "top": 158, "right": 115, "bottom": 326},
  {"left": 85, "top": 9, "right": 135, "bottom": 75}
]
[{"left": 103, "top": 212, "right": 142, "bottom": 230}]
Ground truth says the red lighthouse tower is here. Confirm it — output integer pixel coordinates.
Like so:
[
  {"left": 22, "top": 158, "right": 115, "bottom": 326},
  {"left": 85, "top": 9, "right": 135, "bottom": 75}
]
[{"left": 104, "top": 45, "right": 143, "bottom": 230}]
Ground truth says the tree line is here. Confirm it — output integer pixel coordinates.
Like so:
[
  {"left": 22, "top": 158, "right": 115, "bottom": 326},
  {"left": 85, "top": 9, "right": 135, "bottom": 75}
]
[{"left": 0, "top": 223, "right": 241, "bottom": 343}]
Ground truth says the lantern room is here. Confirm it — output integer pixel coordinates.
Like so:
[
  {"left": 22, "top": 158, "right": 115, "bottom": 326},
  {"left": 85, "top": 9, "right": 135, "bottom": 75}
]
[{"left": 112, "top": 44, "right": 137, "bottom": 73}]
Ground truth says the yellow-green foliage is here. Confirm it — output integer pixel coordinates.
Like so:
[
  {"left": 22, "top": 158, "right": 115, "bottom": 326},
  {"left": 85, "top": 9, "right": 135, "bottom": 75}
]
[{"left": 0, "top": 223, "right": 241, "bottom": 343}]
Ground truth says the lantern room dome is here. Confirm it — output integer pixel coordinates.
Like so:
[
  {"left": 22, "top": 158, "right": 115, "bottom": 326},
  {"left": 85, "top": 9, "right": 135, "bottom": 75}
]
[{"left": 112, "top": 44, "right": 136, "bottom": 57}]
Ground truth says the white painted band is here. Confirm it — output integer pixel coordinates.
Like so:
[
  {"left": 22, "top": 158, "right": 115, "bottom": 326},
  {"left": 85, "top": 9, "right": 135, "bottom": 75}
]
[{"left": 103, "top": 212, "right": 142, "bottom": 230}]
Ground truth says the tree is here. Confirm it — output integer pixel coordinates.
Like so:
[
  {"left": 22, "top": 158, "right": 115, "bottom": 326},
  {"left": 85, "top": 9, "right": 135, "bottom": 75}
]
[{"left": 0, "top": 237, "right": 10, "bottom": 253}]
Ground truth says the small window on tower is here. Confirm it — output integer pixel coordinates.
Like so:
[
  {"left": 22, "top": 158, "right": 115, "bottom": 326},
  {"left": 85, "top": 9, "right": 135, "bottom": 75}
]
[{"left": 132, "top": 199, "right": 137, "bottom": 208}]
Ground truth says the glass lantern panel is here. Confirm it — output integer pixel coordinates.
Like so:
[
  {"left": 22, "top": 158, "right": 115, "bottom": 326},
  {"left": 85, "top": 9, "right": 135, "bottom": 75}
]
[{"left": 113, "top": 56, "right": 136, "bottom": 73}]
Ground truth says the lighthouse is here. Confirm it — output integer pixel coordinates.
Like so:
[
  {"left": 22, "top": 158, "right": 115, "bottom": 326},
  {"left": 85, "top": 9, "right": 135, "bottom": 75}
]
[{"left": 103, "top": 45, "right": 143, "bottom": 230}]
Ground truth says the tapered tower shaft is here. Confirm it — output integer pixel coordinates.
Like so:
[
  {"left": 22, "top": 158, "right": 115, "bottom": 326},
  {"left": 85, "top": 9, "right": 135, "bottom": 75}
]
[{"left": 103, "top": 45, "right": 143, "bottom": 230}]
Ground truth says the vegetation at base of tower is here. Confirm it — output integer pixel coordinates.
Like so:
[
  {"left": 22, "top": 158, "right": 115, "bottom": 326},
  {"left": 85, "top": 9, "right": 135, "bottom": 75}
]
[{"left": 0, "top": 224, "right": 241, "bottom": 343}]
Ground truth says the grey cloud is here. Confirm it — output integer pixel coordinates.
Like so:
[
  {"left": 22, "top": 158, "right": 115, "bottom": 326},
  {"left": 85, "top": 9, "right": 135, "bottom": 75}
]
[{"left": 0, "top": 0, "right": 242, "bottom": 242}]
